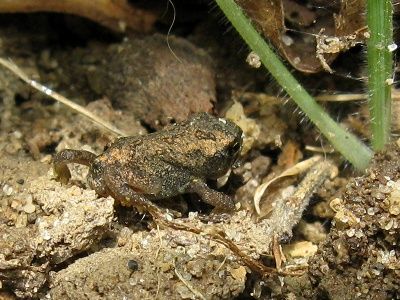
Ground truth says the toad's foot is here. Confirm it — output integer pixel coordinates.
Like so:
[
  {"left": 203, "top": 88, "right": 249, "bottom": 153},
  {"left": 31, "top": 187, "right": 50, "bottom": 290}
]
[{"left": 53, "top": 149, "right": 96, "bottom": 184}]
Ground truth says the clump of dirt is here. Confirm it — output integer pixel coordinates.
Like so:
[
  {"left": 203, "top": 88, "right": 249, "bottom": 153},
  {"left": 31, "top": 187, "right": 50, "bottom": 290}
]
[
  {"left": 55, "top": 34, "right": 216, "bottom": 129},
  {"left": 309, "top": 142, "right": 400, "bottom": 299},
  {"left": 0, "top": 169, "right": 115, "bottom": 298},
  {"left": 49, "top": 227, "right": 246, "bottom": 299}
]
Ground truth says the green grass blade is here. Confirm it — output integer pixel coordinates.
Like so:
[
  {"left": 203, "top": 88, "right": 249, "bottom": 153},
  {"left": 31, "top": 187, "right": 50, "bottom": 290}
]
[
  {"left": 215, "top": 0, "right": 373, "bottom": 170},
  {"left": 367, "top": 0, "right": 393, "bottom": 150}
]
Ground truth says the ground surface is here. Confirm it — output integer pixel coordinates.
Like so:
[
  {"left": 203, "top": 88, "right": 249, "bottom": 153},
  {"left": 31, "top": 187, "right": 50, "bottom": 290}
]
[{"left": 0, "top": 5, "right": 399, "bottom": 300}]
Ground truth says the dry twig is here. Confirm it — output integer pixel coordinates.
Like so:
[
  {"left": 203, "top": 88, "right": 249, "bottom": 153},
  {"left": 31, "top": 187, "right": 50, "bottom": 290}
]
[{"left": 0, "top": 58, "right": 127, "bottom": 137}]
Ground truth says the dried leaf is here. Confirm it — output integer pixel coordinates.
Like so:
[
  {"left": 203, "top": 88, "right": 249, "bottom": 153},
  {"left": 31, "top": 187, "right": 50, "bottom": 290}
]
[
  {"left": 254, "top": 156, "right": 322, "bottom": 215},
  {"left": 237, "top": 0, "right": 367, "bottom": 73},
  {"left": 0, "top": 0, "right": 157, "bottom": 32}
]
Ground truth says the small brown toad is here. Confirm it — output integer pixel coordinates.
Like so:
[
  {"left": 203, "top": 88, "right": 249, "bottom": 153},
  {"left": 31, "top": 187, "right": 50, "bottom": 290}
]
[{"left": 53, "top": 113, "right": 243, "bottom": 213}]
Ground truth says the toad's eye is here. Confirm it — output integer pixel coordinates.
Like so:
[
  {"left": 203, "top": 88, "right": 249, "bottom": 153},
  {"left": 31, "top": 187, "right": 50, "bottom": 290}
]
[{"left": 228, "top": 141, "right": 241, "bottom": 156}]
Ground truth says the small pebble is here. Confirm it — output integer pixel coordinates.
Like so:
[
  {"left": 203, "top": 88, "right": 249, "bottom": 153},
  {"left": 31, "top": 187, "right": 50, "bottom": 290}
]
[
  {"left": 380, "top": 185, "right": 392, "bottom": 194},
  {"left": 246, "top": 51, "right": 261, "bottom": 68},
  {"left": 355, "top": 230, "right": 364, "bottom": 238},
  {"left": 12, "top": 130, "right": 23, "bottom": 139},
  {"left": 11, "top": 200, "right": 20, "bottom": 209},
  {"left": 23, "top": 203, "right": 36, "bottom": 214},
  {"left": 15, "top": 214, "right": 28, "bottom": 228},
  {"left": 371, "top": 191, "right": 385, "bottom": 200},
  {"left": 69, "top": 186, "right": 82, "bottom": 196},
  {"left": 367, "top": 207, "right": 375, "bottom": 216},
  {"left": 40, "top": 155, "right": 52, "bottom": 163},
  {"left": 42, "top": 230, "right": 51, "bottom": 240},
  {"left": 27, "top": 212, "right": 37, "bottom": 224},
  {"left": 346, "top": 228, "right": 355, "bottom": 237},
  {"left": 127, "top": 259, "right": 139, "bottom": 271},
  {"left": 165, "top": 214, "right": 173, "bottom": 222},
  {"left": 2, "top": 184, "right": 13, "bottom": 196},
  {"left": 140, "top": 238, "right": 149, "bottom": 248},
  {"left": 384, "top": 219, "right": 394, "bottom": 230},
  {"left": 371, "top": 269, "right": 380, "bottom": 276}
]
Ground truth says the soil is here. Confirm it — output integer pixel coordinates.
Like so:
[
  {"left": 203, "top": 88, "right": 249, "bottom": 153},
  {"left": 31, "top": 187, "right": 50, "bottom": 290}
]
[{"left": 0, "top": 4, "right": 399, "bottom": 300}]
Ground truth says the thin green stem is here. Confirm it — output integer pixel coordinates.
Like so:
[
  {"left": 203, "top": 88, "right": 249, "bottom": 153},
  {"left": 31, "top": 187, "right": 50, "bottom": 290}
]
[
  {"left": 215, "top": 0, "right": 372, "bottom": 170},
  {"left": 367, "top": 0, "right": 393, "bottom": 151}
]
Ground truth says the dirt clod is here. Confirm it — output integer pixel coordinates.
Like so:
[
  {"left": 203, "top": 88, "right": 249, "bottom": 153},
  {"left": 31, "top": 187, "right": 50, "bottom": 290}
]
[
  {"left": 57, "top": 34, "right": 216, "bottom": 129},
  {"left": 49, "top": 228, "right": 246, "bottom": 300},
  {"left": 309, "top": 143, "right": 400, "bottom": 300},
  {"left": 0, "top": 171, "right": 114, "bottom": 298}
]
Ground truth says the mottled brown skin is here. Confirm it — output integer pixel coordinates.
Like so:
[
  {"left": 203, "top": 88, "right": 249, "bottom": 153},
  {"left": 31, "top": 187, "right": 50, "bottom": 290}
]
[{"left": 53, "top": 113, "right": 243, "bottom": 213}]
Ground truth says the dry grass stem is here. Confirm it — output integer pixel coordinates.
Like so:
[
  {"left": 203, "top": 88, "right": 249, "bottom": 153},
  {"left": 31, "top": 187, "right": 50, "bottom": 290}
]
[
  {"left": 0, "top": 58, "right": 127, "bottom": 137},
  {"left": 174, "top": 260, "right": 207, "bottom": 300}
]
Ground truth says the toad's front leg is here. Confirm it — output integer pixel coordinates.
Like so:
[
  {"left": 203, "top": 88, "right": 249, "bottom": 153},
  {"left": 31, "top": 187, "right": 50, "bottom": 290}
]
[
  {"left": 53, "top": 149, "right": 97, "bottom": 184},
  {"left": 186, "top": 179, "right": 235, "bottom": 213}
]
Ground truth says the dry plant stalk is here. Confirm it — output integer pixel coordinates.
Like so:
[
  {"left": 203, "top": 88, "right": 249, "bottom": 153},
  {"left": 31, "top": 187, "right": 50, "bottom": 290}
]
[
  {"left": 0, "top": 58, "right": 127, "bottom": 137},
  {"left": 0, "top": 0, "right": 157, "bottom": 32},
  {"left": 174, "top": 260, "right": 207, "bottom": 300}
]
